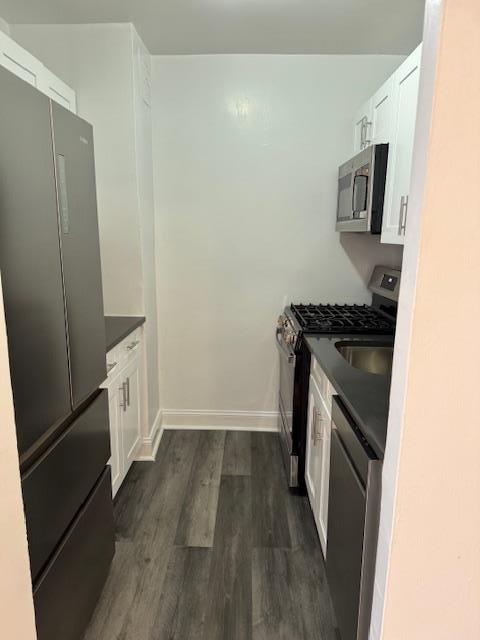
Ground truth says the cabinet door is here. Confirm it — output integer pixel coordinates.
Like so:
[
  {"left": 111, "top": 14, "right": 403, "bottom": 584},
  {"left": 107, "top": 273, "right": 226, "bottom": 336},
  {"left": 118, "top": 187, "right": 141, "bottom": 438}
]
[
  {"left": 108, "top": 386, "right": 123, "bottom": 498},
  {"left": 353, "top": 98, "right": 373, "bottom": 154},
  {"left": 121, "top": 358, "right": 142, "bottom": 473},
  {"left": 371, "top": 76, "right": 396, "bottom": 145},
  {"left": 381, "top": 45, "right": 422, "bottom": 245},
  {"left": 305, "top": 375, "right": 331, "bottom": 557},
  {"left": 40, "top": 68, "right": 77, "bottom": 113},
  {"left": 51, "top": 102, "right": 107, "bottom": 407},
  {"left": 317, "top": 407, "right": 331, "bottom": 557},
  {"left": 305, "top": 377, "right": 322, "bottom": 512},
  {"left": 0, "top": 30, "right": 44, "bottom": 88}
]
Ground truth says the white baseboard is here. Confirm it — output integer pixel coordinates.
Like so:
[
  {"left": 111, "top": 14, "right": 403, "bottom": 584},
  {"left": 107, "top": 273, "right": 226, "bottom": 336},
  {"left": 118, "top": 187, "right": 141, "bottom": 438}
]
[
  {"left": 135, "top": 409, "right": 163, "bottom": 461},
  {"left": 162, "top": 409, "right": 280, "bottom": 432}
]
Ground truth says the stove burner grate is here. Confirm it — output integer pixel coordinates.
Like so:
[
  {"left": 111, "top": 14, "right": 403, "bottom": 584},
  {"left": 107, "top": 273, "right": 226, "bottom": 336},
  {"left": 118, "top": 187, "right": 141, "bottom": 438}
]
[{"left": 290, "top": 303, "right": 394, "bottom": 334}]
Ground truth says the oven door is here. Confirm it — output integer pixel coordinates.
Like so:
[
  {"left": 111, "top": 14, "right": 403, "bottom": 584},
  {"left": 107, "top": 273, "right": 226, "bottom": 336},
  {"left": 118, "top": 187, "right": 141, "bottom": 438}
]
[
  {"left": 276, "top": 328, "right": 295, "bottom": 439},
  {"left": 276, "top": 328, "right": 298, "bottom": 486}
]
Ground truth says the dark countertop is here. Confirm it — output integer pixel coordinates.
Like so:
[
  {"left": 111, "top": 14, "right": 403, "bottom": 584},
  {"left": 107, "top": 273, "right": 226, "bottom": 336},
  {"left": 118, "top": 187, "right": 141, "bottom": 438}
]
[
  {"left": 105, "top": 315, "right": 145, "bottom": 352},
  {"left": 305, "top": 335, "right": 394, "bottom": 459}
]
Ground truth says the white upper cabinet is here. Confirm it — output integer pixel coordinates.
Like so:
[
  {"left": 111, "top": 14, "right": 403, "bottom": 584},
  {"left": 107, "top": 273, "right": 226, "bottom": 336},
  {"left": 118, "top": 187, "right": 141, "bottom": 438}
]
[
  {"left": 0, "top": 30, "right": 76, "bottom": 113},
  {"left": 0, "top": 30, "right": 43, "bottom": 88},
  {"left": 371, "top": 76, "right": 396, "bottom": 145},
  {"left": 353, "top": 98, "right": 373, "bottom": 154},
  {"left": 381, "top": 45, "right": 422, "bottom": 244},
  {"left": 350, "top": 44, "right": 422, "bottom": 244},
  {"left": 39, "top": 68, "right": 77, "bottom": 113}
]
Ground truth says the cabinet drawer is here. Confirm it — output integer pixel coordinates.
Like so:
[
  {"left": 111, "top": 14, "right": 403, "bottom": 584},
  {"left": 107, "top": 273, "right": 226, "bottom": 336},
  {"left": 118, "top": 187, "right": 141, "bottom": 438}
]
[
  {"left": 105, "top": 329, "right": 142, "bottom": 381},
  {"left": 311, "top": 357, "right": 334, "bottom": 414},
  {"left": 22, "top": 390, "right": 110, "bottom": 581},
  {"left": 33, "top": 467, "right": 115, "bottom": 640},
  {"left": 118, "top": 328, "right": 142, "bottom": 364}
]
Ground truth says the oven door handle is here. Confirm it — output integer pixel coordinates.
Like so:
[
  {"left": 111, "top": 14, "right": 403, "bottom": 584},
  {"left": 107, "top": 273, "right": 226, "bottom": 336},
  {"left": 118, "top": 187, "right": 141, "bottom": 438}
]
[{"left": 276, "top": 328, "right": 296, "bottom": 364}]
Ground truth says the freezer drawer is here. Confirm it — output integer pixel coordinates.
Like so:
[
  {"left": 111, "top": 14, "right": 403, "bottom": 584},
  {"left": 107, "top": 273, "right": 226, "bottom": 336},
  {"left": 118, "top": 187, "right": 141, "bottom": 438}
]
[
  {"left": 33, "top": 467, "right": 115, "bottom": 640},
  {"left": 22, "top": 390, "right": 110, "bottom": 581},
  {"left": 51, "top": 102, "right": 107, "bottom": 408}
]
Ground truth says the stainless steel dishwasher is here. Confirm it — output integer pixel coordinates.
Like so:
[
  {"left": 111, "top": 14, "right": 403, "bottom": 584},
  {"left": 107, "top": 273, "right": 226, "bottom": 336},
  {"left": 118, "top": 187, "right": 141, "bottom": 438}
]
[{"left": 326, "top": 396, "right": 382, "bottom": 640}]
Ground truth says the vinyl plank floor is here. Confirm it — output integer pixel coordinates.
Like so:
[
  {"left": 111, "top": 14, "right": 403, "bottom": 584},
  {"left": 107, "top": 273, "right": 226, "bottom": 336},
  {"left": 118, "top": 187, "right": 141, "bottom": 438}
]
[
  {"left": 174, "top": 430, "right": 226, "bottom": 548},
  {"left": 251, "top": 432, "right": 292, "bottom": 548},
  {"left": 222, "top": 431, "right": 252, "bottom": 476},
  {"left": 151, "top": 546, "right": 212, "bottom": 640},
  {"left": 202, "top": 475, "right": 253, "bottom": 640},
  {"left": 83, "top": 430, "right": 338, "bottom": 640}
]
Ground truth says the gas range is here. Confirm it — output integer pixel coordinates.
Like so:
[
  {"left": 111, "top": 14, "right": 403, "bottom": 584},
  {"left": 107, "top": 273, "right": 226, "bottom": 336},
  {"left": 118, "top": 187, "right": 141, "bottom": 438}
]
[
  {"left": 276, "top": 265, "right": 401, "bottom": 490},
  {"left": 290, "top": 303, "right": 395, "bottom": 334}
]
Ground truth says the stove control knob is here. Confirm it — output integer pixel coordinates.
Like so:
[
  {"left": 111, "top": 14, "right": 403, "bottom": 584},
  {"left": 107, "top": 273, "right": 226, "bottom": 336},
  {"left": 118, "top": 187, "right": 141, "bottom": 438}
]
[{"left": 277, "top": 315, "right": 285, "bottom": 328}]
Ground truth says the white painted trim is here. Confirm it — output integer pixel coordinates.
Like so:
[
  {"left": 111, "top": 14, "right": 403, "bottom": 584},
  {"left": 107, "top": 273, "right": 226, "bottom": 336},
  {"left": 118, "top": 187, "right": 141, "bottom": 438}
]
[
  {"left": 162, "top": 409, "right": 280, "bottom": 432},
  {"left": 135, "top": 409, "right": 163, "bottom": 461}
]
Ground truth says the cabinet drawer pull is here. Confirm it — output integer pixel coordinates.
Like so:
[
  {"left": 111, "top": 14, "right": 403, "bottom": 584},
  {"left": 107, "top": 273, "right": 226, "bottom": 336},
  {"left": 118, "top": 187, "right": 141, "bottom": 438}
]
[
  {"left": 126, "top": 340, "right": 140, "bottom": 352},
  {"left": 107, "top": 361, "right": 118, "bottom": 374},
  {"left": 126, "top": 377, "right": 130, "bottom": 406}
]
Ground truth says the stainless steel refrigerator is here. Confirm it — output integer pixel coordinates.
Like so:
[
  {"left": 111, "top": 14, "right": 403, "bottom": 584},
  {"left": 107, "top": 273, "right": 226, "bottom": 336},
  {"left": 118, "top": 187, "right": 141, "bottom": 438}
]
[{"left": 0, "top": 66, "right": 114, "bottom": 640}]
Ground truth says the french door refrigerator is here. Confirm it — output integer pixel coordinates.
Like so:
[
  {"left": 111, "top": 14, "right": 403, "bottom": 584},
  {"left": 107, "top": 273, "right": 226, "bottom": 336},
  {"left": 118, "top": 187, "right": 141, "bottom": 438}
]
[{"left": 0, "top": 66, "right": 114, "bottom": 640}]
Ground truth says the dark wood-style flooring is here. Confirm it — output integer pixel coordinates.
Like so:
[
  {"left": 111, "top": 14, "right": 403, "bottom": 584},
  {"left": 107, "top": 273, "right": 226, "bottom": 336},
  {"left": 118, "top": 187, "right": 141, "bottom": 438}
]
[{"left": 84, "top": 430, "right": 339, "bottom": 640}]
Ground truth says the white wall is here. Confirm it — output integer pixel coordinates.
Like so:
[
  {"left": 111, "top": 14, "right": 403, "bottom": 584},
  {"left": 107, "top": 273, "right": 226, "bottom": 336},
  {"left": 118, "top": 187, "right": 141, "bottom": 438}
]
[
  {"left": 152, "top": 55, "right": 404, "bottom": 426},
  {"left": 12, "top": 23, "right": 161, "bottom": 431}
]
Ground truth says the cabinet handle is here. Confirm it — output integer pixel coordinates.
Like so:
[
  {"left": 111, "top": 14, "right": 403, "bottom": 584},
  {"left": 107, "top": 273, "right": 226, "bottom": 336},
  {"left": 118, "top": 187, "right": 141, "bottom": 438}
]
[
  {"left": 364, "top": 118, "right": 372, "bottom": 147},
  {"left": 107, "top": 361, "right": 118, "bottom": 374},
  {"left": 360, "top": 116, "right": 372, "bottom": 149},
  {"left": 126, "top": 340, "right": 140, "bottom": 352},
  {"left": 312, "top": 409, "right": 324, "bottom": 445},
  {"left": 398, "top": 195, "right": 409, "bottom": 235},
  {"left": 126, "top": 377, "right": 130, "bottom": 406},
  {"left": 119, "top": 381, "right": 127, "bottom": 412}
]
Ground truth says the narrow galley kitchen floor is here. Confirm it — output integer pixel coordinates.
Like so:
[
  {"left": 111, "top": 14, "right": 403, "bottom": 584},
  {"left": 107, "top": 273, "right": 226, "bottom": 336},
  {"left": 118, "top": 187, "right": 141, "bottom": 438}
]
[{"left": 83, "top": 430, "right": 339, "bottom": 640}]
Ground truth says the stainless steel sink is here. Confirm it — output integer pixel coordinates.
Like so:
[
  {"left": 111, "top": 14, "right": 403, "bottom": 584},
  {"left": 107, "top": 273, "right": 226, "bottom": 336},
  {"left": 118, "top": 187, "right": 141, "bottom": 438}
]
[{"left": 335, "top": 342, "right": 394, "bottom": 376}]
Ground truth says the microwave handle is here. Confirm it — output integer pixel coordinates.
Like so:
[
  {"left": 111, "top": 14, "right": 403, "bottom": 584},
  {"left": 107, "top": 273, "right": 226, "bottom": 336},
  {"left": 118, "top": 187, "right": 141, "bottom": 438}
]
[{"left": 352, "top": 174, "right": 368, "bottom": 215}]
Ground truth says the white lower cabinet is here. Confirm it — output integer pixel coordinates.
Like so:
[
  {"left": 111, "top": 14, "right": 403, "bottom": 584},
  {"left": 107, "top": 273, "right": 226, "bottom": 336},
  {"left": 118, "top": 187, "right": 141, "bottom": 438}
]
[
  {"left": 120, "top": 358, "right": 142, "bottom": 469},
  {"left": 108, "top": 384, "right": 122, "bottom": 497},
  {"left": 103, "top": 331, "right": 143, "bottom": 497},
  {"left": 305, "top": 371, "right": 332, "bottom": 558}
]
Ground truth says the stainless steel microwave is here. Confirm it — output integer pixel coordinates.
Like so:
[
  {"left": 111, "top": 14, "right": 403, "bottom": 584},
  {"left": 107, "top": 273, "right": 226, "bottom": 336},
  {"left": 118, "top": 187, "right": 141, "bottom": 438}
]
[{"left": 336, "top": 144, "right": 388, "bottom": 233}]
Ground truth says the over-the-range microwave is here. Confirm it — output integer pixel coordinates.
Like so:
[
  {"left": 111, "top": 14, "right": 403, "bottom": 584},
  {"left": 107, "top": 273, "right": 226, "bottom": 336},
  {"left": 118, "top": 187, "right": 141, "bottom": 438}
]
[{"left": 336, "top": 143, "right": 388, "bottom": 233}]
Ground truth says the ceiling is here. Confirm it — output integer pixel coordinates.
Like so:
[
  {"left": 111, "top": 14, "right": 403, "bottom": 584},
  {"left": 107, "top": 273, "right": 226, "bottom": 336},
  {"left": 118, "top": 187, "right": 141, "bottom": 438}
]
[{"left": 0, "top": 0, "right": 425, "bottom": 55}]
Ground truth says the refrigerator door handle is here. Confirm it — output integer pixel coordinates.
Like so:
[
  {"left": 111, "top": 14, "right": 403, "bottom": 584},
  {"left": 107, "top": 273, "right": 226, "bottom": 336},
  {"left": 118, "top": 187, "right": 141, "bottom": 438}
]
[{"left": 56, "top": 154, "right": 70, "bottom": 235}]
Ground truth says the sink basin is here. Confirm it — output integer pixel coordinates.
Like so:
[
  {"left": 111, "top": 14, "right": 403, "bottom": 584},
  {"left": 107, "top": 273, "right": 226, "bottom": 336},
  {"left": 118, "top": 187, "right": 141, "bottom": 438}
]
[{"left": 335, "top": 342, "right": 393, "bottom": 376}]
